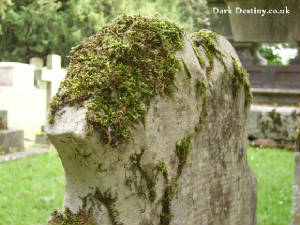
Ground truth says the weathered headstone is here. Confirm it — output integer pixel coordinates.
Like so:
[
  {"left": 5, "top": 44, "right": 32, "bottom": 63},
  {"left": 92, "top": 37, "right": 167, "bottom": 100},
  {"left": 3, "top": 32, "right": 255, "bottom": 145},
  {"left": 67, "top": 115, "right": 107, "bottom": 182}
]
[
  {"left": 0, "top": 62, "right": 35, "bottom": 90},
  {"left": 0, "top": 62, "right": 46, "bottom": 140},
  {"left": 46, "top": 15, "right": 256, "bottom": 225},
  {"left": 0, "top": 110, "right": 24, "bottom": 153}
]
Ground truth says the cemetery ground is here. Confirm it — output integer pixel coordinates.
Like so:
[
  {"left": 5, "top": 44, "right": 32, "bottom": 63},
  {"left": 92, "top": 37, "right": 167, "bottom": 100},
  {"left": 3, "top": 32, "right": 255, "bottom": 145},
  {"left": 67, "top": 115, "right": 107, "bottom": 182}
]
[{"left": 0, "top": 146, "right": 294, "bottom": 225}]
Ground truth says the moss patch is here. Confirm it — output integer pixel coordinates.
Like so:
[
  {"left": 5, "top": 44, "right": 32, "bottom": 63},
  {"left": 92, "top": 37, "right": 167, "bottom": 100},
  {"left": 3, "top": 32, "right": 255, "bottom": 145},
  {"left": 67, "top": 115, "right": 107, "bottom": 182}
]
[
  {"left": 181, "top": 59, "right": 192, "bottom": 78},
  {"left": 191, "top": 30, "right": 227, "bottom": 77},
  {"left": 48, "top": 207, "right": 95, "bottom": 225},
  {"left": 191, "top": 43, "right": 206, "bottom": 69},
  {"left": 49, "top": 14, "right": 184, "bottom": 146},
  {"left": 125, "top": 149, "right": 157, "bottom": 202},
  {"left": 191, "top": 30, "right": 252, "bottom": 107},
  {"left": 159, "top": 134, "right": 192, "bottom": 225},
  {"left": 93, "top": 188, "right": 122, "bottom": 225},
  {"left": 0, "top": 117, "right": 5, "bottom": 130},
  {"left": 268, "top": 109, "right": 282, "bottom": 126},
  {"left": 175, "top": 135, "right": 192, "bottom": 178},
  {"left": 230, "top": 56, "right": 252, "bottom": 107}
]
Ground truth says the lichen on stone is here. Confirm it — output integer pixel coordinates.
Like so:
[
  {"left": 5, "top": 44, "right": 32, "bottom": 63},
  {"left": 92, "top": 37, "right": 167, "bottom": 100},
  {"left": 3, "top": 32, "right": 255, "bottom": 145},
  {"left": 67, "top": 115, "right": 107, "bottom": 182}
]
[{"left": 49, "top": 14, "right": 184, "bottom": 146}]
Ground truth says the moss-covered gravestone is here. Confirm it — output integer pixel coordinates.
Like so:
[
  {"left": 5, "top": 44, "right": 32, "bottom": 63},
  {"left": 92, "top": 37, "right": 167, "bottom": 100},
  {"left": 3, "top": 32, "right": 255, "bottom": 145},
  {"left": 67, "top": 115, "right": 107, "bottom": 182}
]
[{"left": 45, "top": 15, "right": 256, "bottom": 225}]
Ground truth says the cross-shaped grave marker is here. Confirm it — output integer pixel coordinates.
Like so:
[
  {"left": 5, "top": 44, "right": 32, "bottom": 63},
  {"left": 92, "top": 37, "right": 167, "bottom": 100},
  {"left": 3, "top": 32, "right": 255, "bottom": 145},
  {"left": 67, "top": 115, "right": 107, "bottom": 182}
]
[{"left": 35, "top": 55, "right": 66, "bottom": 120}]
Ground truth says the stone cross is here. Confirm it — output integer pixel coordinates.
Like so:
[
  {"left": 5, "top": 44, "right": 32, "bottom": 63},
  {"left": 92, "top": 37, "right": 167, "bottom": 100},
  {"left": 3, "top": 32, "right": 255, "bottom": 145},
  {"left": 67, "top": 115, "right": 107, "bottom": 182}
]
[{"left": 35, "top": 55, "right": 66, "bottom": 119}]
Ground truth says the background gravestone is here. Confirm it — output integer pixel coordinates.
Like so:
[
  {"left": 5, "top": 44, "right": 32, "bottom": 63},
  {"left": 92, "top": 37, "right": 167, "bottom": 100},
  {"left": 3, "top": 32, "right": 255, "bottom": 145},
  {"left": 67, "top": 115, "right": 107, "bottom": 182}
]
[
  {"left": 0, "top": 110, "right": 24, "bottom": 153},
  {"left": 46, "top": 15, "right": 256, "bottom": 225}
]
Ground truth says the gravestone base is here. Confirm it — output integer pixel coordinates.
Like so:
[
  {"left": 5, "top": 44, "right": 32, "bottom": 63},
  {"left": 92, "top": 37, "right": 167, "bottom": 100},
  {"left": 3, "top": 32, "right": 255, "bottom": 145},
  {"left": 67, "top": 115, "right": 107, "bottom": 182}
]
[
  {"left": 247, "top": 105, "right": 300, "bottom": 144},
  {"left": 0, "top": 129, "right": 24, "bottom": 153}
]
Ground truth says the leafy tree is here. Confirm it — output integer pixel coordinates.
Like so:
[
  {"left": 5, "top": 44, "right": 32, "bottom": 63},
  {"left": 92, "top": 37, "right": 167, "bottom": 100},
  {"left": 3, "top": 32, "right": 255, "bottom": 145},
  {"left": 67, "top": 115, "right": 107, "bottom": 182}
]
[
  {"left": 0, "top": 0, "right": 213, "bottom": 65},
  {"left": 259, "top": 44, "right": 284, "bottom": 65}
]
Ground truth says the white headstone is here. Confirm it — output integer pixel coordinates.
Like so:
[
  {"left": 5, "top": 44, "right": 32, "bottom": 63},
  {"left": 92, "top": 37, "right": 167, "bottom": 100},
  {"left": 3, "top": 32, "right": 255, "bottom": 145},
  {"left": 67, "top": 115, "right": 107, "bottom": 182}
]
[{"left": 0, "top": 62, "right": 35, "bottom": 91}]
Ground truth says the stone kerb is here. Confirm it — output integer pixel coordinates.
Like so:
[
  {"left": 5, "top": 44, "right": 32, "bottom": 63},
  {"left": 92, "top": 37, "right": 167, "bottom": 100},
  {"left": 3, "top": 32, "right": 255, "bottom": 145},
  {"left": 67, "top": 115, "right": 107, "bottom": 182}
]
[
  {"left": 45, "top": 15, "right": 257, "bottom": 225},
  {"left": 247, "top": 105, "right": 300, "bottom": 142}
]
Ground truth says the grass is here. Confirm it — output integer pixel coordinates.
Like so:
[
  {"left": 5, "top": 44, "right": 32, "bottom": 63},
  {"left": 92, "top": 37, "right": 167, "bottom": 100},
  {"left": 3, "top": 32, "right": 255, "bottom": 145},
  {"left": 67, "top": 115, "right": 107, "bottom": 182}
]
[
  {"left": 0, "top": 150, "right": 64, "bottom": 225},
  {"left": 247, "top": 146, "right": 295, "bottom": 225},
  {"left": 0, "top": 147, "right": 295, "bottom": 225}
]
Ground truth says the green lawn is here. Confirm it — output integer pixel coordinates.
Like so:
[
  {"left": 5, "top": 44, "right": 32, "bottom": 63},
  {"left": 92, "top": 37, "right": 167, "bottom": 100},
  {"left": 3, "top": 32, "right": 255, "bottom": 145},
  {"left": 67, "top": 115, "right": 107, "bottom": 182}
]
[
  {"left": 0, "top": 151, "right": 64, "bottom": 225},
  {"left": 247, "top": 146, "right": 295, "bottom": 225},
  {"left": 0, "top": 147, "right": 295, "bottom": 225}
]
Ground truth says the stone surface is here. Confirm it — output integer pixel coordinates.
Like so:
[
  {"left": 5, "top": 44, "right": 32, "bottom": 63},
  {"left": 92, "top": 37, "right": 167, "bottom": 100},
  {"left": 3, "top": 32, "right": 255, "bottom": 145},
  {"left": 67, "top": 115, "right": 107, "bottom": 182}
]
[
  {"left": 0, "top": 129, "right": 24, "bottom": 153},
  {"left": 46, "top": 25, "right": 256, "bottom": 225},
  {"left": 293, "top": 152, "right": 300, "bottom": 225},
  {"left": 227, "top": 0, "right": 300, "bottom": 42},
  {"left": 247, "top": 105, "right": 300, "bottom": 141}
]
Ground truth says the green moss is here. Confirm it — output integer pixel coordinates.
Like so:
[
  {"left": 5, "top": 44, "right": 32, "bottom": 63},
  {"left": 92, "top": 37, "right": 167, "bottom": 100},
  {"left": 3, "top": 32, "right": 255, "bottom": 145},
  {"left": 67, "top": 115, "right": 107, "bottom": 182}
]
[
  {"left": 48, "top": 96, "right": 59, "bottom": 124},
  {"left": 49, "top": 14, "right": 184, "bottom": 146},
  {"left": 260, "top": 120, "right": 270, "bottom": 135},
  {"left": 48, "top": 207, "right": 95, "bottom": 225},
  {"left": 191, "top": 43, "right": 205, "bottom": 69},
  {"left": 230, "top": 56, "right": 253, "bottom": 107},
  {"left": 181, "top": 59, "right": 192, "bottom": 78},
  {"left": 191, "top": 30, "right": 252, "bottom": 108},
  {"left": 159, "top": 135, "right": 192, "bottom": 225},
  {"left": 156, "top": 161, "right": 168, "bottom": 180},
  {"left": 93, "top": 188, "right": 122, "bottom": 225},
  {"left": 160, "top": 184, "right": 175, "bottom": 225},
  {"left": 195, "top": 77, "right": 210, "bottom": 103},
  {"left": 191, "top": 30, "right": 227, "bottom": 76},
  {"left": 0, "top": 117, "right": 5, "bottom": 130},
  {"left": 175, "top": 135, "right": 192, "bottom": 178},
  {"left": 296, "top": 120, "right": 300, "bottom": 152},
  {"left": 268, "top": 109, "right": 282, "bottom": 126},
  {"left": 125, "top": 149, "right": 157, "bottom": 202}
]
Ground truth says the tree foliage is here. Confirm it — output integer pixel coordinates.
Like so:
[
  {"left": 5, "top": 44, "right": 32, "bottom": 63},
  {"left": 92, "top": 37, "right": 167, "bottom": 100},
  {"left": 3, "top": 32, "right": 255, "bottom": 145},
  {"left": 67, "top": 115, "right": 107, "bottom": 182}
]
[
  {"left": 259, "top": 44, "right": 284, "bottom": 65},
  {"left": 0, "top": 0, "right": 213, "bottom": 65}
]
